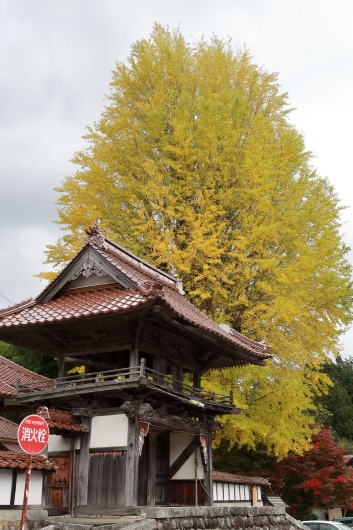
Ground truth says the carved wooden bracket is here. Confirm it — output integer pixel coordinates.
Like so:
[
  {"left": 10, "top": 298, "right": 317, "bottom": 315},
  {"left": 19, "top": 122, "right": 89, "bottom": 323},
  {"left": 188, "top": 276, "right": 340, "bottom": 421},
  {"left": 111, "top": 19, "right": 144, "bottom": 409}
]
[{"left": 69, "top": 258, "right": 108, "bottom": 281}]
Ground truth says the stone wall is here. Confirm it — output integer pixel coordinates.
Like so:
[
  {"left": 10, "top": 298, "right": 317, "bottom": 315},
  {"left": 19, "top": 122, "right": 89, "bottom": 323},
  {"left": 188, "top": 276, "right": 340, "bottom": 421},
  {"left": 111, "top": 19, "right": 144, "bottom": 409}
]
[
  {"left": 0, "top": 509, "right": 48, "bottom": 530},
  {"left": 0, "top": 506, "right": 307, "bottom": 530},
  {"left": 145, "top": 506, "right": 307, "bottom": 530}
]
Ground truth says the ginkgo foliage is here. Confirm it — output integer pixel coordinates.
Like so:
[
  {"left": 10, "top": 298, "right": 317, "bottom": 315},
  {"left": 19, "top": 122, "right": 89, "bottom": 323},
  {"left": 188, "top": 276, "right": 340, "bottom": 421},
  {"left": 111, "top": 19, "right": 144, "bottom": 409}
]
[{"left": 42, "top": 24, "right": 353, "bottom": 456}]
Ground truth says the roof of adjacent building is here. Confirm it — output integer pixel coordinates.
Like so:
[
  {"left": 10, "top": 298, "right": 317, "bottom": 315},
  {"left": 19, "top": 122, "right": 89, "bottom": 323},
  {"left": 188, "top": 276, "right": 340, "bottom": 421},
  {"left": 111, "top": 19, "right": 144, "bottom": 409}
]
[
  {"left": 36, "top": 407, "right": 89, "bottom": 433},
  {"left": 264, "top": 496, "right": 289, "bottom": 507},
  {"left": 213, "top": 470, "right": 270, "bottom": 486},
  {"left": 0, "top": 355, "right": 49, "bottom": 397},
  {"left": 0, "top": 416, "right": 21, "bottom": 452},
  {"left": 0, "top": 222, "right": 272, "bottom": 367},
  {"left": 0, "top": 451, "right": 58, "bottom": 470}
]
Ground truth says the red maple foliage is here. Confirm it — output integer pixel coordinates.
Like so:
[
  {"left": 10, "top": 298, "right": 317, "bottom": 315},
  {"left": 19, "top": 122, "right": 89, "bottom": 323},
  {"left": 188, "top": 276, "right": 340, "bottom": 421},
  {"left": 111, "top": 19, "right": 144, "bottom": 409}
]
[{"left": 270, "top": 429, "right": 353, "bottom": 519}]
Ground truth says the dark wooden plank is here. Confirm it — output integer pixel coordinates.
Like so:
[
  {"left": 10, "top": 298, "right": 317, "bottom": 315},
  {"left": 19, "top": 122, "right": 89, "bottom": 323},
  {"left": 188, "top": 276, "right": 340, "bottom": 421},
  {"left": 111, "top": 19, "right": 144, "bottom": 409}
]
[
  {"left": 10, "top": 470, "right": 17, "bottom": 506},
  {"left": 125, "top": 413, "right": 138, "bottom": 506},
  {"left": 170, "top": 480, "right": 205, "bottom": 506},
  {"left": 147, "top": 431, "right": 156, "bottom": 506},
  {"left": 138, "top": 436, "right": 148, "bottom": 506},
  {"left": 77, "top": 417, "right": 92, "bottom": 506},
  {"left": 155, "top": 433, "right": 169, "bottom": 506}
]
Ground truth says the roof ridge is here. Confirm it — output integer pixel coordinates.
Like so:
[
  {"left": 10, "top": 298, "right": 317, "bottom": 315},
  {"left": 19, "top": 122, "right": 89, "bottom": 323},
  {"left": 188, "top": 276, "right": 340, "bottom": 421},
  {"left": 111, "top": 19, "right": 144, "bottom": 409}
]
[
  {"left": 161, "top": 287, "right": 270, "bottom": 357},
  {"left": 0, "top": 298, "right": 34, "bottom": 317},
  {"left": 100, "top": 236, "right": 178, "bottom": 282}
]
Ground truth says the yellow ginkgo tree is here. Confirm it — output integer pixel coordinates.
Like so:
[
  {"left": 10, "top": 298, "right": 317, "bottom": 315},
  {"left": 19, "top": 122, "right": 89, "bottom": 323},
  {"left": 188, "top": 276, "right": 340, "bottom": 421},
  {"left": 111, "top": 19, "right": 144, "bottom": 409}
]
[{"left": 41, "top": 24, "right": 353, "bottom": 456}]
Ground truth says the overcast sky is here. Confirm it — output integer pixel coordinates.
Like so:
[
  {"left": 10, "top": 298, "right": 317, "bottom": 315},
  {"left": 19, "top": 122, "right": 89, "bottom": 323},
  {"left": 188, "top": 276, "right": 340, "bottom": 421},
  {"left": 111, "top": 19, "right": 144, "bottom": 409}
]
[{"left": 1, "top": 0, "right": 353, "bottom": 356}]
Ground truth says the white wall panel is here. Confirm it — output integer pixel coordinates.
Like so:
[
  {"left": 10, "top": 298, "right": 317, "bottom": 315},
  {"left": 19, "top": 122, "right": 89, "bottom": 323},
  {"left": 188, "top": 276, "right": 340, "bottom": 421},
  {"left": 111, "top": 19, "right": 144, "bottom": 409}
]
[
  {"left": 0, "top": 470, "right": 12, "bottom": 504},
  {"left": 216, "top": 482, "right": 223, "bottom": 501},
  {"left": 48, "top": 434, "right": 72, "bottom": 452},
  {"left": 229, "top": 483, "right": 235, "bottom": 501},
  {"left": 15, "top": 471, "right": 42, "bottom": 505},
  {"left": 90, "top": 414, "right": 128, "bottom": 448},
  {"left": 170, "top": 433, "right": 204, "bottom": 480}
]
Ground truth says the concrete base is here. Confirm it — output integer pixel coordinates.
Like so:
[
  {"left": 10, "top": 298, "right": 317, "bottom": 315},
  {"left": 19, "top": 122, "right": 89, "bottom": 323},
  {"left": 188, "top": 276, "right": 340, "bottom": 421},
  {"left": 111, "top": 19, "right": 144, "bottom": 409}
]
[{"left": 0, "top": 509, "right": 48, "bottom": 521}]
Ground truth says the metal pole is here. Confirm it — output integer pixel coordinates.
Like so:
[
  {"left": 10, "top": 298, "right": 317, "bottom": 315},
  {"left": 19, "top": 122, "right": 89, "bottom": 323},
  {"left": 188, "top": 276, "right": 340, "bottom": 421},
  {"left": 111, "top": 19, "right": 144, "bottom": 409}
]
[{"left": 20, "top": 454, "right": 32, "bottom": 530}]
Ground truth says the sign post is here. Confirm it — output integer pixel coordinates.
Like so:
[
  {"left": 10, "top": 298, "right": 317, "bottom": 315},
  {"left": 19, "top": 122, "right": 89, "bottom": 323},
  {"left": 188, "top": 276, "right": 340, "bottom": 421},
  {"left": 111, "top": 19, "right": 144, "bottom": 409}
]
[{"left": 17, "top": 414, "right": 49, "bottom": 530}]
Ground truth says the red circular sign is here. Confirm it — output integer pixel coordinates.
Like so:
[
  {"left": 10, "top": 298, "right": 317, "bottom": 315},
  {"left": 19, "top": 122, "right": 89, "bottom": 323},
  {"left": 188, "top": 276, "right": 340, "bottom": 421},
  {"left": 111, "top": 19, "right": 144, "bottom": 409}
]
[{"left": 17, "top": 414, "right": 49, "bottom": 455}]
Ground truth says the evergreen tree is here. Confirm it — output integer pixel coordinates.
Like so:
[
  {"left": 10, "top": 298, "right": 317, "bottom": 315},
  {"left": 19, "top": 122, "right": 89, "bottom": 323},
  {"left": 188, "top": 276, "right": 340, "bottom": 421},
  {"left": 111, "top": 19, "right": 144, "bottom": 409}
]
[
  {"left": 0, "top": 342, "right": 58, "bottom": 379},
  {"left": 315, "top": 357, "right": 353, "bottom": 441}
]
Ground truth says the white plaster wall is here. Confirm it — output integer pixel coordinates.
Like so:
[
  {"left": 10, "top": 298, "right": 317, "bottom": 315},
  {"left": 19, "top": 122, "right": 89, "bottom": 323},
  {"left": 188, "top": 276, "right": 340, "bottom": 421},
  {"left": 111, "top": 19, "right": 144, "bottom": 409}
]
[
  {"left": 0, "top": 470, "right": 12, "bottom": 504},
  {"left": 15, "top": 471, "right": 42, "bottom": 505},
  {"left": 212, "top": 483, "right": 263, "bottom": 506},
  {"left": 48, "top": 434, "right": 72, "bottom": 452},
  {"left": 170, "top": 433, "right": 204, "bottom": 480},
  {"left": 90, "top": 414, "right": 128, "bottom": 448},
  {"left": 328, "top": 508, "right": 343, "bottom": 519}
]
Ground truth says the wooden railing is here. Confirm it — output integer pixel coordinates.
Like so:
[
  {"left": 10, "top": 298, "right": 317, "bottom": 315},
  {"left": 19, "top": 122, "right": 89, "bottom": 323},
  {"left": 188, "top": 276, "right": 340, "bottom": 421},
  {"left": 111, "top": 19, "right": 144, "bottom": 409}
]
[
  {"left": 16, "top": 365, "right": 140, "bottom": 397},
  {"left": 15, "top": 359, "right": 233, "bottom": 407},
  {"left": 144, "top": 367, "right": 233, "bottom": 405}
]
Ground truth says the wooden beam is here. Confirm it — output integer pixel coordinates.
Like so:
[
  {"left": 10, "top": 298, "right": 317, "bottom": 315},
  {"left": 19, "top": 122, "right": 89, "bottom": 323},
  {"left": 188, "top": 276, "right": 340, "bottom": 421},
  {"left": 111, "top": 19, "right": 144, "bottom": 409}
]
[
  {"left": 147, "top": 431, "right": 156, "bottom": 505},
  {"left": 65, "top": 357, "right": 117, "bottom": 370},
  {"left": 76, "top": 416, "right": 92, "bottom": 506},
  {"left": 0, "top": 437, "right": 20, "bottom": 444},
  {"left": 58, "top": 356, "right": 67, "bottom": 378},
  {"left": 125, "top": 407, "right": 139, "bottom": 506},
  {"left": 10, "top": 469, "right": 17, "bottom": 506},
  {"left": 169, "top": 441, "right": 194, "bottom": 478}
]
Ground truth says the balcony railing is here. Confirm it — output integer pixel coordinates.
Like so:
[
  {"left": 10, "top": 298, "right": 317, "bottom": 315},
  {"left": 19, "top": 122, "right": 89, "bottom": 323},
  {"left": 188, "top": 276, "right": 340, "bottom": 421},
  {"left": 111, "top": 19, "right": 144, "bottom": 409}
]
[{"left": 15, "top": 358, "right": 233, "bottom": 408}]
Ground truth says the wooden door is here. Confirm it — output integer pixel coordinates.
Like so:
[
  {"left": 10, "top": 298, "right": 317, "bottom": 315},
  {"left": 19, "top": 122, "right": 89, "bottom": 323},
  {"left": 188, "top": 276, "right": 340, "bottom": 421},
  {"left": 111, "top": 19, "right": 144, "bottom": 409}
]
[
  {"left": 155, "top": 433, "right": 169, "bottom": 505},
  {"left": 87, "top": 451, "right": 126, "bottom": 507},
  {"left": 46, "top": 452, "right": 71, "bottom": 513}
]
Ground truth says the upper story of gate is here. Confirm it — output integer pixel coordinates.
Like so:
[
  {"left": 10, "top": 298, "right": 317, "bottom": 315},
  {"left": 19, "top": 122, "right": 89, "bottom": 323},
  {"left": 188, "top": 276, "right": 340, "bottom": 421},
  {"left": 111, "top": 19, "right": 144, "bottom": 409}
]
[{"left": 0, "top": 221, "right": 271, "bottom": 413}]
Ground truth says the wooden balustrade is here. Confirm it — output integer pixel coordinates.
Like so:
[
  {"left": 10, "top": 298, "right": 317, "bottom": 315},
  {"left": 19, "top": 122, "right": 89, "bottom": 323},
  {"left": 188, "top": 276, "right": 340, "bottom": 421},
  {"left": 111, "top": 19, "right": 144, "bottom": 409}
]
[{"left": 15, "top": 359, "right": 233, "bottom": 407}]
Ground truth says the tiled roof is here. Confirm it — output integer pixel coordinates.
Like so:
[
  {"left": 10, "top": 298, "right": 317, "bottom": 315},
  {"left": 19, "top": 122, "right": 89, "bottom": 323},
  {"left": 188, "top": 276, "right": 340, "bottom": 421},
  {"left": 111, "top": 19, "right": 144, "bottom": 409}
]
[
  {"left": 0, "top": 451, "right": 58, "bottom": 470},
  {"left": 0, "top": 285, "right": 149, "bottom": 328},
  {"left": 0, "top": 441, "right": 21, "bottom": 452},
  {"left": 0, "top": 417, "right": 22, "bottom": 453},
  {"left": 0, "top": 231, "right": 272, "bottom": 365},
  {"left": 37, "top": 408, "right": 89, "bottom": 433},
  {"left": 213, "top": 470, "right": 270, "bottom": 486},
  {"left": 264, "top": 496, "right": 289, "bottom": 507},
  {"left": 0, "top": 356, "right": 49, "bottom": 396},
  {"left": 0, "top": 415, "right": 18, "bottom": 440}
]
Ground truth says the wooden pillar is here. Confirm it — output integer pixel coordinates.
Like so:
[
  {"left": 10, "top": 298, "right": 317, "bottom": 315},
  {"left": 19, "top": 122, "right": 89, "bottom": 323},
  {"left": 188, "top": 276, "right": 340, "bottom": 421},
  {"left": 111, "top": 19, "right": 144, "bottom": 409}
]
[
  {"left": 203, "top": 424, "right": 214, "bottom": 506},
  {"left": 40, "top": 444, "right": 49, "bottom": 509},
  {"left": 193, "top": 371, "right": 201, "bottom": 390},
  {"left": 58, "top": 355, "right": 67, "bottom": 379},
  {"left": 10, "top": 470, "right": 17, "bottom": 506},
  {"left": 76, "top": 417, "right": 92, "bottom": 506},
  {"left": 130, "top": 345, "right": 139, "bottom": 377},
  {"left": 125, "top": 408, "right": 139, "bottom": 506},
  {"left": 147, "top": 431, "right": 157, "bottom": 505}
]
